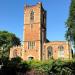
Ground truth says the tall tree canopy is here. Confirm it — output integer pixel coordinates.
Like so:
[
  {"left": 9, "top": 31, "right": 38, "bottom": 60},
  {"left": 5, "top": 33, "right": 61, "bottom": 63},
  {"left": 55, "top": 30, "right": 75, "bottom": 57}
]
[
  {"left": 0, "top": 31, "right": 21, "bottom": 58},
  {"left": 66, "top": 0, "right": 75, "bottom": 47}
]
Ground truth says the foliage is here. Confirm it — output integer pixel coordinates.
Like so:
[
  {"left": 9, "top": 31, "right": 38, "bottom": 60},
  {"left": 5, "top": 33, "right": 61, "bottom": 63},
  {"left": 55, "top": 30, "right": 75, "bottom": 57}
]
[
  {"left": 0, "top": 57, "right": 30, "bottom": 75},
  {"left": 10, "top": 57, "right": 22, "bottom": 65},
  {"left": 18, "top": 61, "right": 31, "bottom": 73},
  {"left": 73, "top": 53, "right": 75, "bottom": 59},
  {"left": 0, "top": 58, "right": 75, "bottom": 75},
  {"left": 50, "top": 59, "right": 75, "bottom": 75},
  {"left": 0, "top": 31, "right": 21, "bottom": 58},
  {"left": 0, "top": 57, "right": 20, "bottom": 75},
  {"left": 65, "top": 0, "right": 75, "bottom": 47},
  {"left": 28, "top": 59, "right": 54, "bottom": 72}
]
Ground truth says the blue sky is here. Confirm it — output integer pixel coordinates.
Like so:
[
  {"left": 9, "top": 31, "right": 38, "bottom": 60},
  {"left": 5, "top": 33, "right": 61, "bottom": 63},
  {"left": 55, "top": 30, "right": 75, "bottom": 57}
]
[{"left": 0, "top": 0, "right": 71, "bottom": 42}]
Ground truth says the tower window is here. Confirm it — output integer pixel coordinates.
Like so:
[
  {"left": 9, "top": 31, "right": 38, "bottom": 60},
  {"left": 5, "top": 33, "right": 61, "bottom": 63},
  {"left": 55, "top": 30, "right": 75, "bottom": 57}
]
[
  {"left": 30, "top": 10, "right": 34, "bottom": 21},
  {"left": 28, "top": 41, "right": 35, "bottom": 49}
]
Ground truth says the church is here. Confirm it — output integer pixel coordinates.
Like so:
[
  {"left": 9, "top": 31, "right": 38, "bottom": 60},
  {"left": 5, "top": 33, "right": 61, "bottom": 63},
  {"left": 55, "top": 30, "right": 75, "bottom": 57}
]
[{"left": 9, "top": 2, "right": 72, "bottom": 60}]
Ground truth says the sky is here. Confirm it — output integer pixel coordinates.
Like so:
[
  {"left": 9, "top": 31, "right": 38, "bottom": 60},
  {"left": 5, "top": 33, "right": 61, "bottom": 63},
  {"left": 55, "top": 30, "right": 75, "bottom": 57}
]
[{"left": 0, "top": 0, "right": 71, "bottom": 43}]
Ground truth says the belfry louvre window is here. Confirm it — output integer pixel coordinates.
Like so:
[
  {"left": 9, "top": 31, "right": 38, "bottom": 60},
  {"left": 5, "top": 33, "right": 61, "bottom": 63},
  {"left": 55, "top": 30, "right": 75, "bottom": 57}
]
[
  {"left": 30, "top": 10, "right": 34, "bottom": 21},
  {"left": 28, "top": 41, "right": 35, "bottom": 49}
]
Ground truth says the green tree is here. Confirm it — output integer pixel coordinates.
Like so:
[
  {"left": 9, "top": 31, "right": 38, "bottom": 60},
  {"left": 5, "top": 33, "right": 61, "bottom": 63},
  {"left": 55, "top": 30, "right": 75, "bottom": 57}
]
[
  {"left": 0, "top": 31, "right": 21, "bottom": 58},
  {"left": 66, "top": 0, "right": 75, "bottom": 48}
]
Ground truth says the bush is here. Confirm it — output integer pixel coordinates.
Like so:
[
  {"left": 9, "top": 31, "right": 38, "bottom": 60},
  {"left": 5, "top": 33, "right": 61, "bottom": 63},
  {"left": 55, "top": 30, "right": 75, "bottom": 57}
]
[
  {"left": 0, "top": 57, "right": 75, "bottom": 75},
  {"left": 18, "top": 61, "right": 31, "bottom": 73},
  {"left": 28, "top": 59, "right": 54, "bottom": 73},
  {"left": 49, "top": 59, "right": 75, "bottom": 75}
]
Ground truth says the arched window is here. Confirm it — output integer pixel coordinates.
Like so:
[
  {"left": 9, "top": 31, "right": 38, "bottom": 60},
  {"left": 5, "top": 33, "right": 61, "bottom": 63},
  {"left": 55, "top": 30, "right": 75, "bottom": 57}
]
[
  {"left": 47, "top": 46, "right": 53, "bottom": 58},
  {"left": 30, "top": 10, "right": 34, "bottom": 21},
  {"left": 13, "top": 49, "right": 17, "bottom": 57},
  {"left": 58, "top": 46, "right": 64, "bottom": 58},
  {"left": 20, "top": 49, "right": 22, "bottom": 56}
]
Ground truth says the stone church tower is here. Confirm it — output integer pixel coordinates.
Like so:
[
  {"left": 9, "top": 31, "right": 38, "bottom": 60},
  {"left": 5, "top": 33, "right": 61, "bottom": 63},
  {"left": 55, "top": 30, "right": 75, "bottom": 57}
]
[
  {"left": 23, "top": 2, "right": 46, "bottom": 60},
  {"left": 9, "top": 2, "right": 72, "bottom": 61}
]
